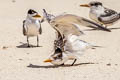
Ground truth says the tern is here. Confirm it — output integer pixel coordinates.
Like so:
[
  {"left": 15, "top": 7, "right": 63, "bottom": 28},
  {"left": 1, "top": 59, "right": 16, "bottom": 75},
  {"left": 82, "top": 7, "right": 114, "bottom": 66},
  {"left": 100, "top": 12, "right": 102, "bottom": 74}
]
[
  {"left": 23, "top": 9, "right": 42, "bottom": 47},
  {"left": 44, "top": 33, "right": 100, "bottom": 66},
  {"left": 80, "top": 1, "right": 120, "bottom": 28},
  {"left": 42, "top": 9, "right": 111, "bottom": 34}
]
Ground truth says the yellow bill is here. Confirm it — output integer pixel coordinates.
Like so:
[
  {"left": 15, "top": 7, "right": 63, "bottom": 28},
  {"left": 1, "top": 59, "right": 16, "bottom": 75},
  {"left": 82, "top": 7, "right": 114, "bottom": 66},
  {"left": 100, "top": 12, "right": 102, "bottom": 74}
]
[
  {"left": 44, "top": 59, "right": 52, "bottom": 62},
  {"left": 80, "top": 4, "right": 90, "bottom": 7},
  {"left": 33, "top": 14, "right": 41, "bottom": 18}
]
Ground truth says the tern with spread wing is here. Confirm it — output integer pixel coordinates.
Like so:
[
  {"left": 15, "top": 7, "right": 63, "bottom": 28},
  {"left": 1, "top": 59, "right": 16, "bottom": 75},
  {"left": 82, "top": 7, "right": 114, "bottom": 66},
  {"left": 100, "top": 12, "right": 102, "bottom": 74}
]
[
  {"left": 43, "top": 10, "right": 101, "bottom": 65},
  {"left": 42, "top": 9, "right": 111, "bottom": 34}
]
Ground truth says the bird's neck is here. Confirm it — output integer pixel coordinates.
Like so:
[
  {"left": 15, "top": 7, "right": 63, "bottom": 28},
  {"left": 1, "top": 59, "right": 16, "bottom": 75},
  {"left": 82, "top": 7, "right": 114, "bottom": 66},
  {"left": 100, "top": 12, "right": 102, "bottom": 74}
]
[
  {"left": 90, "top": 6, "right": 104, "bottom": 13},
  {"left": 90, "top": 6, "right": 105, "bottom": 17},
  {"left": 26, "top": 16, "right": 37, "bottom": 23}
]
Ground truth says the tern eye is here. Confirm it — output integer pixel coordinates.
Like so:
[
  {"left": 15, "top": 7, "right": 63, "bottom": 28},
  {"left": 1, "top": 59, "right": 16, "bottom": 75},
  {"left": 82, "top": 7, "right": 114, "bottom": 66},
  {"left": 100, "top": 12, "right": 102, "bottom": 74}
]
[
  {"left": 94, "top": 2, "right": 102, "bottom": 6},
  {"left": 95, "top": 3, "right": 98, "bottom": 6},
  {"left": 95, "top": 3, "right": 97, "bottom": 5},
  {"left": 90, "top": 3, "right": 94, "bottom": 6},
  {"left": 90, "top": 2, "right": 102, "bottom": 6},
  {"left": 53, "top": 57, "right": 57, "bottom": 60}
]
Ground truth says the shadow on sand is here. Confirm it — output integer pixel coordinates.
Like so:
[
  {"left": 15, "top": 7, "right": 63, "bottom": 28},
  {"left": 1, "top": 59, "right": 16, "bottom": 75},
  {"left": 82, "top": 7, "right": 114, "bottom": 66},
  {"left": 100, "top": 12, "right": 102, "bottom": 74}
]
[
  {"left": 16, "top": 42, "right": 42, "bottom": 48},
  {"left": 27, "top": 62, "right": 98, "bottom": 69}
]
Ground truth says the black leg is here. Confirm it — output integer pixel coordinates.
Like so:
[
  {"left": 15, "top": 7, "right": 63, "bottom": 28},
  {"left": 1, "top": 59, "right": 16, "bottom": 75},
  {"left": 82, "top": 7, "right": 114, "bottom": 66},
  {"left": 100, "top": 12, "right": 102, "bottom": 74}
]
[
  {"left": 27, "top": 36, "right": 30, "bottom": 47},
  {"left": 37, "top": 36, "right": 39, "bottom": 47},
  {"left": 71, "top": 59, "right": 77, "bottom": 66},
  {"left": 60, "top": 63, "right": 64, "bottom": 66}
]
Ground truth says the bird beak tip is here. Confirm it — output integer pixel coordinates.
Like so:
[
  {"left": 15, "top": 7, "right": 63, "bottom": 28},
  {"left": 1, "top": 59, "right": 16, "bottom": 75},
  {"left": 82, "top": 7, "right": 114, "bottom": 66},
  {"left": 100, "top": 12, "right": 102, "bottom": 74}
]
[
  {"left": 80, "top": 4, "right": 90, "bottom": 7},
  {"left": 44, "top": 59, "right": 52, "bottom": 62}
]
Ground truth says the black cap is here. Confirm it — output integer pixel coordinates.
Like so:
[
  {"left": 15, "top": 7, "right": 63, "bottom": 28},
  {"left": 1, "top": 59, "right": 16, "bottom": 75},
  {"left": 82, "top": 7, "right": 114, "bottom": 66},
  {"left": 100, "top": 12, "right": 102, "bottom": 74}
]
[
  {"left": 90, "top": 1, "right": 102, "bottom": 6},
  {"left": 28, "top": 9, "right": 37, "bottom": 14}
]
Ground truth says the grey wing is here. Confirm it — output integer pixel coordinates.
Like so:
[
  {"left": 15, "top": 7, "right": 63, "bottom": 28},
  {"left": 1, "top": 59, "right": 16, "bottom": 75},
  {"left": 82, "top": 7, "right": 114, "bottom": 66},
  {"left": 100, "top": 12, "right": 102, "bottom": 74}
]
[
  {"left": 98, "top": 8, "right": 120, "bottom": 24},
  {"left": 23, "top": 20, "right": 27, "bottom": 36},
  {"left": 39, "top": 20, "right": 42, "bottom": 34},
  {"left": 52, "top": 22, "right": 84, "bottom": 37},
  {"left": 51, "top": 14, "right": 111, "bottom": 32},
  {"left": 81, "top": 18, "right": 111, "bottom": 32}
]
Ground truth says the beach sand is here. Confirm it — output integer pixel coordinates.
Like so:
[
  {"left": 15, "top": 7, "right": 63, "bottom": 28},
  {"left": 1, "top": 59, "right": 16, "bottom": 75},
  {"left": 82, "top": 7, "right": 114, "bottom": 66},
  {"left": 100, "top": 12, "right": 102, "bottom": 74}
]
[{"left": 0, "top": 0, "right": 120, "bottom": 80}]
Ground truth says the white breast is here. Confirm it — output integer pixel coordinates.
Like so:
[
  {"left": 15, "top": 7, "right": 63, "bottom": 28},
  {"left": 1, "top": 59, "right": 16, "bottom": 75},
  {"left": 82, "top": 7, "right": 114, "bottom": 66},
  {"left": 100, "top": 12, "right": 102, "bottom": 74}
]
[
  {"left": 66, "top": 35, "right": 90, "bottom": 52},
  {"left": 89, "top": 6, "right": 105, "bottom": 23},
  {"left": 27, "top": 24, "right": 39, "bottom": 36},
  {"left": 25, "top": 20, "right": 40, "bottom": 37},
  {"left": 64, "top": 34, "right": 91, "bottom": 59}
]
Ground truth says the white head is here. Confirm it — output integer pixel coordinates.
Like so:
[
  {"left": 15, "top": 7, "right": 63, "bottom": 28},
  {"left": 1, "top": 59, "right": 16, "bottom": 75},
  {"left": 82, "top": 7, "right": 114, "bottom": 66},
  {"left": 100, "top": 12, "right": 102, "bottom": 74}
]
[
  {"left": 80, "top": 1, "right": 103, "bottom": 10},
  {"left": 27, "top": 9, "right": 42, "bottom": 20},
  {"left": 44, "top": 48, "right": 68, "bottom": 65}
]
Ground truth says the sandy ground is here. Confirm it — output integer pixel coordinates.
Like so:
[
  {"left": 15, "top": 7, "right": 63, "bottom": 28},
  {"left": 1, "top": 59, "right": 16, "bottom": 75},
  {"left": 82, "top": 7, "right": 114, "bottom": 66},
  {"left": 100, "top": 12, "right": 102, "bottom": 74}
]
[{"left": 0, "top": 0, "right": 120, "bottom": 80}]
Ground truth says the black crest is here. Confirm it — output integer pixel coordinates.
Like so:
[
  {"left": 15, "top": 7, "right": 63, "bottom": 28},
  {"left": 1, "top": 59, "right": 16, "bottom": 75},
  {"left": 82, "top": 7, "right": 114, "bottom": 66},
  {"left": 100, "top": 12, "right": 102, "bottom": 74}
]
[
  {"left": 28, "top": 9, "right": 37, "bottom": 14},
  {"left": 90, "top": 1, "right": 102, "bottom": 6}
]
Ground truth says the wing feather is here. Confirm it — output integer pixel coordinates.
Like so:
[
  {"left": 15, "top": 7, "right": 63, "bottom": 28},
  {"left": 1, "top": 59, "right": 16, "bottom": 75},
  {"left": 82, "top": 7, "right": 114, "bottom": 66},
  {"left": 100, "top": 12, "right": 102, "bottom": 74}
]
[
  {"left": 50, "top": 14, "right": 111, "bottom": 33},
  {"left": 51, "top": 21, "right": 84, "bottom": 37},
  {"left": 98, "top": 7, "right": 120, "bottom": 24},
  {"left": 39, "top": 20, "right": 42, "bottom": 34},
  {"left": 23, "top": 20, "right": 27, "bottom": 36}
]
